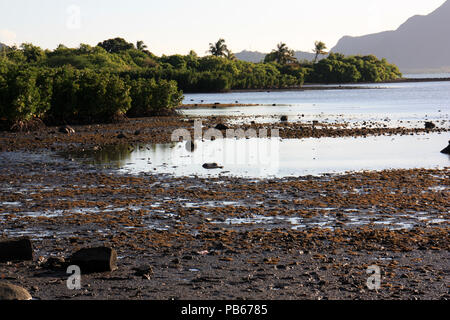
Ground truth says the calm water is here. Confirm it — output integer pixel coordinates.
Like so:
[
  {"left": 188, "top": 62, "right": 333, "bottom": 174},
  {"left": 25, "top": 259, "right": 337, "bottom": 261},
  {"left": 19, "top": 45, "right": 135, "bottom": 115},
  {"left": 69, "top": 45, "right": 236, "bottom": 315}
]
[
  {"left": 65, "top": 80, "right": 450, "bottom": 178},
  {"left": 182, "top": 81, "right": 450, "bottom": 127},
  {"left": 70, "top": 133, "right": 449, "bottom": 178},
  {"left": 403, "top": 73, "right": 450, "bottom": 79}
]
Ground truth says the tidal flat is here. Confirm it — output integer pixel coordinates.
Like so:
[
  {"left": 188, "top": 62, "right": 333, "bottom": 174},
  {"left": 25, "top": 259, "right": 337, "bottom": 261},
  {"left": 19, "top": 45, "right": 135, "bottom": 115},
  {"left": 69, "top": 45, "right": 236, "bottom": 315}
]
[{"left": 0, "top": 84, "right": 449, "bottom": 299}]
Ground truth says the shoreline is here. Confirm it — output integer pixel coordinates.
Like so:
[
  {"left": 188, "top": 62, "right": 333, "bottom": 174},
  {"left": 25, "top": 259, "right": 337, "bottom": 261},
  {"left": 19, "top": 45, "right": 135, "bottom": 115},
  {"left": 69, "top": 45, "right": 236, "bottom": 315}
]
[
  {"left": 180, "top": 77, "right": 450, "bottom": 95},
  {"left": 1, "top": 115, "right": 448, "bottom": 153}
]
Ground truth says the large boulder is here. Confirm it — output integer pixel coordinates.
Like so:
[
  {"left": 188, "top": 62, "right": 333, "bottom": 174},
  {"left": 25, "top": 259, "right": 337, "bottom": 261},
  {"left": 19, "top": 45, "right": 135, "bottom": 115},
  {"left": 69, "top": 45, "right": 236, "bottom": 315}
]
[
  {"left": 441, "top": 141, "right": 450, "bottom": 154},
  {"left": 0, "top": 283, "right": 32, "bottom": 300},
  {"left": 0, "top": 238, "right": 33, "bottom": 263},
  {"left": 203, "top": 163, "right": 223, "bottom": 170},
  {"left": 69, "top": 247, "right": 117, "bottom": 273}
]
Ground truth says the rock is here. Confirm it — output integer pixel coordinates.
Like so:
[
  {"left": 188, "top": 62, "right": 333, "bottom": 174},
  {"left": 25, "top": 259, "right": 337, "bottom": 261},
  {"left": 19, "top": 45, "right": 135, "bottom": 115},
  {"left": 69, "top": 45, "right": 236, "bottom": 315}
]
[
  {"left": 441, "top": 141, "right": 450, "bottom": 154},
  {"left": 0, "top": 238, "right": 33, "bottom": 263},
  {"left": 134, "top": 130, "right": 141, "bottom": 136},
  {"left": 133, "top": 266, "right": 153, "bottom": 280},
  {"left": 42, "top": 256, "right": 66, "bottom": 270},
  {"left": 0, "top": 283, "right": 32, "bottom": 300},
  {"left": 215, "top": 124, "right": 229, "bottom": 131},
  {"left": 59, "top": 125, "right": 75, "bottom": 134},
  {"left": 69, "top": 247, "right": 117, "bottom": 273},
  {"left": 203, "top": 163, "right": 223, "bottom": 170},
  {"left": 117, "top": 133, "right": 127, "bottom": 139},
  {"left": 425, "top": 121, "right": 436, "bottom": 129},
  {"left": 185, "top": 141, "right": 196, "bottom": 152},
  {"left": 280, "top": 116, "right": 288, "bottom": 122}
]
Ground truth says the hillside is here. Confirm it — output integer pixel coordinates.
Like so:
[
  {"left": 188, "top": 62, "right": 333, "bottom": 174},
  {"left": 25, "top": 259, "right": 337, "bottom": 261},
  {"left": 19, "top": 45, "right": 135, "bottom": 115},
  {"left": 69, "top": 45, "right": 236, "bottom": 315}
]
[
  {"left": 235, "top": 50, "right": 319, "bottom": 63},
  {"left": 331, "top": 0, "right": 450, "bottom": 73}
]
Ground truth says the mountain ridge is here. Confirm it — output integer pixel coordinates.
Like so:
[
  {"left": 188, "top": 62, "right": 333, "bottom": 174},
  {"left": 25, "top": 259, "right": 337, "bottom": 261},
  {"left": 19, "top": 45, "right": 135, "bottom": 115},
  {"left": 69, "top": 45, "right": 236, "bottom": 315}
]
[
  {"left": 331, "top": 0, "right": 450, "bottom": 73},
  {"left": 235, "top": 50, "right": 319, "bottom": 63}
]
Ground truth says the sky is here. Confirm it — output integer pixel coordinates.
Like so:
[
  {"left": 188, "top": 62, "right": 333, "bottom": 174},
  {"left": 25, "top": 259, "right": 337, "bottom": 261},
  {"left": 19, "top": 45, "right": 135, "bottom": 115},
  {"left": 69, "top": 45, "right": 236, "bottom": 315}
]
[{"left": 0, "top": 0, "right": 447, "bottom": 55}]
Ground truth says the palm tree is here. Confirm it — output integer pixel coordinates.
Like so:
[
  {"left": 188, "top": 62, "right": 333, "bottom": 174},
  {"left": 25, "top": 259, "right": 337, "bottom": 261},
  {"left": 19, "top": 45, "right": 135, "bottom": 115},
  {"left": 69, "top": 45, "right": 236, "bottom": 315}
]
[
  {"left": 271, "top": 43, "right": 296, "bottom": 65},
  {"left": 209, "top": 39, "right": 229, "bottom": 57},
  {"left": 225, "top": 50, "right": 236, "bottom": 61},
  {"left": 313, "top": 41, "right": 328, "bottom": 63},
  {"left": 136, "top": 40, "right": 148, "bottom": 51}
]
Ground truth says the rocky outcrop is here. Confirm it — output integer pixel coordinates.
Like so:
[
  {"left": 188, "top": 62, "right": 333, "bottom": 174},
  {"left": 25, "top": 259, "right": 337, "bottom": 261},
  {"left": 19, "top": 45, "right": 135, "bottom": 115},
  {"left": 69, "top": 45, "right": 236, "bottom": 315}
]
[{"left": 0, "top": 238, "right": 33, "bottom": 263}]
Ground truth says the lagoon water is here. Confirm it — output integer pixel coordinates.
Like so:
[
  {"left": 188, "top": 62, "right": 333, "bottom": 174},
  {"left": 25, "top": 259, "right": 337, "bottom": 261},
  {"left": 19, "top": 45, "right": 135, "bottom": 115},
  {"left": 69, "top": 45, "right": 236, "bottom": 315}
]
[
  {"left": 182, "top": 80, "right": 450, "bottom": 127},
  {"left": 72, "top": 133, "right": 449, "bottom": 178},
  {"left": 70, "top": 80, "right": 449, "bottom": 178}
]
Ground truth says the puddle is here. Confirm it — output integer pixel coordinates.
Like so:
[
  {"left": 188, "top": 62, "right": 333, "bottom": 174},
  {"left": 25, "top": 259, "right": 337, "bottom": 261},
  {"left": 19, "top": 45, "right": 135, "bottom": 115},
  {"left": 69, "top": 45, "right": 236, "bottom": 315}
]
[
  {"left": 209, "top": 208, "right": 449, "bottom": 231},
  {"left": 1, "top": 201, "right": 22, "bottom": 207},
  {"left": 65, "top": 133, "right": 450, "bottom": 178},
  {"left": 183, "top": 201, "right": 240, "bottom": 208}
]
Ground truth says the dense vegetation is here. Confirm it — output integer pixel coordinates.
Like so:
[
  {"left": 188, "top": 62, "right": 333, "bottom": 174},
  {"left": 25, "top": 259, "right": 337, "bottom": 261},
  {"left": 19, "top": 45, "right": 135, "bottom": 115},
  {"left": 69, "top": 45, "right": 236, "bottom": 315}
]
[{"left": 0, "top": 38, "right": 401, "bottom": 129}]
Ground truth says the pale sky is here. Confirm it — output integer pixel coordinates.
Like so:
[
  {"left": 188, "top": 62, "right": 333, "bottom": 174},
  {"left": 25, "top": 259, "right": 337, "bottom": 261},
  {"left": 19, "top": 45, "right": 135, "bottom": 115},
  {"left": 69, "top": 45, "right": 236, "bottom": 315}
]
[{"left": 0, "top": 0, "right": 446, "bottom": 55}]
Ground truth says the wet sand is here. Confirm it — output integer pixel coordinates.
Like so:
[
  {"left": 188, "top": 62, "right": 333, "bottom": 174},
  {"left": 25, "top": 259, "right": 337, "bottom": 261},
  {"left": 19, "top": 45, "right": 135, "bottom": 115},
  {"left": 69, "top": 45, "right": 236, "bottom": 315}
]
[{"left": 0, "top": 115, "right": 449, "bottom": 300}]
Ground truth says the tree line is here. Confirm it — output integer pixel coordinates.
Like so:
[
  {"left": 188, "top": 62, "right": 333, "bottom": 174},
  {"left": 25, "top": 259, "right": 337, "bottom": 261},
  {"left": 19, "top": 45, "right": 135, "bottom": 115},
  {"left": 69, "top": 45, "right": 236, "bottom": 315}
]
[{"left": 0, "top": 37, "right": 402, "bottom": 129}]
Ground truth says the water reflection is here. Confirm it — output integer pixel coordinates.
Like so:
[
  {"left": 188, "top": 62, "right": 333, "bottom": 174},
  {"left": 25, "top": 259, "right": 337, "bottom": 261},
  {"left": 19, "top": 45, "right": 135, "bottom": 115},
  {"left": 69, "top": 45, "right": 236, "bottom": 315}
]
[{"left": 67, "top": 133, "right": 449, "bottom": 178}]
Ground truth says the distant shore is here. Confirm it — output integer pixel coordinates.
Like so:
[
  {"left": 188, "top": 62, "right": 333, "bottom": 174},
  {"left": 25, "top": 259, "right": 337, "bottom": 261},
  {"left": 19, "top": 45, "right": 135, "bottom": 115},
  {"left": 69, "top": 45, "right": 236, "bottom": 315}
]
[{"left": 186, "top": 77, "right": 450, "bottom": 96}]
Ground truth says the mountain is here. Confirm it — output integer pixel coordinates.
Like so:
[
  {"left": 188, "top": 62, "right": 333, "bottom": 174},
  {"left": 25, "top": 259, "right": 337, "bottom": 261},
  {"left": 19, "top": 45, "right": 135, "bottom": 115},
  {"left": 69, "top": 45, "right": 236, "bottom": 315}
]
[
  {"left": 235, "top": 50, "right": 319, "bottom": 63},
  {"left": 235, "top": 50, "right": 266, "bottom": 63},
  {"left": 331, "top": 0, "right": 450, "bottom": 73}
]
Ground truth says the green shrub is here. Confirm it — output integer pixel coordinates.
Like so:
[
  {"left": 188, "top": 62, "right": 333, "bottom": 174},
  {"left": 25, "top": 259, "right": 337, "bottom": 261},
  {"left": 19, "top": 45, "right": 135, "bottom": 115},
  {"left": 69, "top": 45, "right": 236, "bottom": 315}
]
[
  {"left": 308, "top": 53, "right": 402, "bottom": 83},
  {"left": 0, "top": 66, "right": 52, "bottom": 124},
  {"left": 47, "top": 67, "right": 131, "bottom": 124},
  {"left": 127, "top": 78, "right": 183, "bottom": 117}
]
